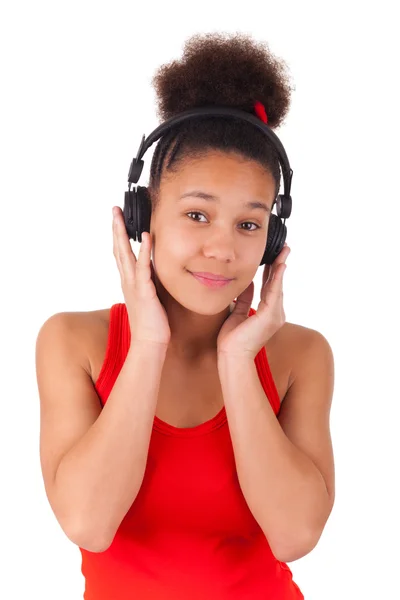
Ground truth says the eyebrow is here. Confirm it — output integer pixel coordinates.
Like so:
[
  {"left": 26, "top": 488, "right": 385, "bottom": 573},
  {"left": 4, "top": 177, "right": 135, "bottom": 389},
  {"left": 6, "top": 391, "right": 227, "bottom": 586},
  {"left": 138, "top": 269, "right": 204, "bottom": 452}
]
[{"left": 178, "top": 190, "right": 271, "bottom": 213}]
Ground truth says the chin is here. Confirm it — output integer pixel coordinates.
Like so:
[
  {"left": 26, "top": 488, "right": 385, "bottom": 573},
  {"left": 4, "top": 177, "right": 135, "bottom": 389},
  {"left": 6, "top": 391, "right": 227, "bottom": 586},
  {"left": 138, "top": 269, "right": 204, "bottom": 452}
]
[{"left": 183, "top": 296, "right": 234, "bottom": 318}]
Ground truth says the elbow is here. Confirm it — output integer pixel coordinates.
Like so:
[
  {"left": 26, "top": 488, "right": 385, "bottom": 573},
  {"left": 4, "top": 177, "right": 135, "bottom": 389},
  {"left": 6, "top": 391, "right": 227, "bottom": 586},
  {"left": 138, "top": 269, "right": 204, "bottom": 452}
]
[
  {"left": 272, "top": 527, "right": 322, "bottom": 563},
  {"left": 271, "top": 501, "right": 334, "bottom": 562},
  {"left": 65, "top": 518, "right": 114, "bottom": 553}
]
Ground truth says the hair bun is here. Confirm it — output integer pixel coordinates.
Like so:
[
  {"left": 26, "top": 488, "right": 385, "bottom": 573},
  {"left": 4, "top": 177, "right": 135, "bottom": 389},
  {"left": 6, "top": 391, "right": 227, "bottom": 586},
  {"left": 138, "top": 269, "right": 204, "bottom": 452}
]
[{"left": 151, "top": 32, "right": 295, "bottom": 130}]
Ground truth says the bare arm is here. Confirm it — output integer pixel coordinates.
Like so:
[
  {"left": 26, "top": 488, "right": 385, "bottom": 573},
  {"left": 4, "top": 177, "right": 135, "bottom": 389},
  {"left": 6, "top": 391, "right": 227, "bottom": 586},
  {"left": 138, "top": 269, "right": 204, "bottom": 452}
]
[
  {"left": 217, "top": 330, "right": 335, "bottom": 563},
  {"left": 36, "top": 313, "right": 168, "bottom": 552}
]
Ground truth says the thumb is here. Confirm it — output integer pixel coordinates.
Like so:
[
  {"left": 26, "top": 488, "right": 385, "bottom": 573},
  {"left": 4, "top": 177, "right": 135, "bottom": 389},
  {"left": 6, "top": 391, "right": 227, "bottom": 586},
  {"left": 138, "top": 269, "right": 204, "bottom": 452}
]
[
  {"left": 150, "top": 260, "right": 156, "bottom": 281},
  {"left": 231, "top": 281, "right": 254, "bottom": 317}
]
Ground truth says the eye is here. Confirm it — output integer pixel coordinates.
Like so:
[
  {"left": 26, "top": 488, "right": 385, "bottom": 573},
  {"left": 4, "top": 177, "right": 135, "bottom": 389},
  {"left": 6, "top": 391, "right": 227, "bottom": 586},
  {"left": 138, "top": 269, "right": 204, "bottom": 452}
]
[{"left": 186, "top": 211, "right": 261, "bottom": 232}]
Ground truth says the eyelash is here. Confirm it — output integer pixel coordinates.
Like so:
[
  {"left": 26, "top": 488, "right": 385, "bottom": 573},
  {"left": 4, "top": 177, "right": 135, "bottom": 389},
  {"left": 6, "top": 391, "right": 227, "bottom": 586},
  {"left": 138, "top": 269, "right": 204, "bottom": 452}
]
[{"left": 186, "top": 211, "right": 261, "bottom": 232}]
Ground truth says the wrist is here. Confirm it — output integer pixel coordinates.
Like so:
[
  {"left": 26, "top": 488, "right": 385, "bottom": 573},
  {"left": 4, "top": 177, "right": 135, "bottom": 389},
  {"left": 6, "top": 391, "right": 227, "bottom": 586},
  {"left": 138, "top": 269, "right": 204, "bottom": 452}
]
[
  {"left": 217, "top": 349, "right": 256, "bottom": 362},
  {"left": 129, "top": 340, "right": 169, "bottom": 357}
]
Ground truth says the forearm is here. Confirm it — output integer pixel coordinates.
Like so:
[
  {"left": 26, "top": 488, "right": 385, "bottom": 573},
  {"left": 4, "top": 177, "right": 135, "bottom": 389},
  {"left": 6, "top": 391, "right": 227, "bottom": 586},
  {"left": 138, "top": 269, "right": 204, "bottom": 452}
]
[
  {"left": 55, "top": 341, "right": 167, "bottom": 551},
  {"left": 217, "top": 353, "right": 330, "bottom": 560}
]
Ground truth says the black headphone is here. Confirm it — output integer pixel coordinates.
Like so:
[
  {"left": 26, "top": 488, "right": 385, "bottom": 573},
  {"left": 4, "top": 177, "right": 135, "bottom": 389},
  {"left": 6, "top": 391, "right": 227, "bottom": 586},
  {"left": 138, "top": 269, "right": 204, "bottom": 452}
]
[{"left": 123, "top": 106, "right": 293, "bottom": 266}]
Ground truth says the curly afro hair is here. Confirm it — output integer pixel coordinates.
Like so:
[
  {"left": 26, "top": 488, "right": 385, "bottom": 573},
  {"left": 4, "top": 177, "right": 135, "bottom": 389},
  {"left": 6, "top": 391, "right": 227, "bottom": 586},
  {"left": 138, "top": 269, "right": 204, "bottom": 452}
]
[{"left": 148, "top": 32, "right": 295, "bottom": 212}]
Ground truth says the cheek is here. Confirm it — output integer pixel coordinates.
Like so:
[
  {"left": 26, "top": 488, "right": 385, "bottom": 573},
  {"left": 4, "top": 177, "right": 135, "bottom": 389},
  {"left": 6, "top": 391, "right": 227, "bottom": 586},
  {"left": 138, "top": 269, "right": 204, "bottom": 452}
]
[
  {"left": 164, "top": 230, "right": 196, "bottom": 260},
  {"left": 153, "top": 229, "right": 195, "bottom": 271},
  {"left": 175, "top": 237, "right": 197, "bottom": 258}
]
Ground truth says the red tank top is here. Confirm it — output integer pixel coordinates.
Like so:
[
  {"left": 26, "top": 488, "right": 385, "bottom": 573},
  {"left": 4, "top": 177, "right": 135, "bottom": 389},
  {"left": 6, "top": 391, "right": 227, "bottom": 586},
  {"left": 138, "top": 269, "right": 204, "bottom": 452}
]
[{"left": 79, "top": 303, "right": 304, "bottom": 599}]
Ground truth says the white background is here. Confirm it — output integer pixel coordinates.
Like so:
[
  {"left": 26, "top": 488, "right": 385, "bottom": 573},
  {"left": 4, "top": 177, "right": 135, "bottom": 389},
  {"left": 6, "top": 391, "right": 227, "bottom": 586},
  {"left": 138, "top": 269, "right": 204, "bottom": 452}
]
[{"left": 1, "top": 1, "right": 399, "bottom": 598}]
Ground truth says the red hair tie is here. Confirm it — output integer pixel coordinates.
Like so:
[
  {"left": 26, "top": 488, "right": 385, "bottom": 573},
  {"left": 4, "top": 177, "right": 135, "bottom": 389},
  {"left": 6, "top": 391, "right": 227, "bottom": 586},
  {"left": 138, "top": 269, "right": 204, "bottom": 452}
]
[{"left": 254, "top": 100, "right": 268, "bottom": 124}]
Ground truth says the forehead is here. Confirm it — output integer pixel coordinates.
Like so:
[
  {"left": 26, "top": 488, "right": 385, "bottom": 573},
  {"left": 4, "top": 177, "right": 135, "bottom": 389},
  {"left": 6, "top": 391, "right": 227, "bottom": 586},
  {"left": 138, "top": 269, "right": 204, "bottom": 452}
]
[{"left": 162, "top": 150, "right": 276, "bottom": 196}]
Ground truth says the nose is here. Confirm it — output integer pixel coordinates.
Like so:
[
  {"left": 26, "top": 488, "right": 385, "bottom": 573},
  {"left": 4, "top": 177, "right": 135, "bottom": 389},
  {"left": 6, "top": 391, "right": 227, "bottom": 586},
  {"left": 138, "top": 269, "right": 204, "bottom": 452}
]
[{"left": 202, "top": 230, "right": 237, "bottom": 261}]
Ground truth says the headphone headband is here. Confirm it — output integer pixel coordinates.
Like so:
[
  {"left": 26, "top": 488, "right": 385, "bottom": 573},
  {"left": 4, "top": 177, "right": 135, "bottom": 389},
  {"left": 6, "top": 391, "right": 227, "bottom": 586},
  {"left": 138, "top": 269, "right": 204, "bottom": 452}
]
[{"left": 127, "top": 106, "right": 293, "bottom": 200}]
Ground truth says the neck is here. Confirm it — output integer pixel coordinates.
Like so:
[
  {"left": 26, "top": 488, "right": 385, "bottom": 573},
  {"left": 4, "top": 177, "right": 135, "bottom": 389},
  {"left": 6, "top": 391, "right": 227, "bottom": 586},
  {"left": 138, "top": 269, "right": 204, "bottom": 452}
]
[
  {"left": 152, "top": 271, "right": 236, "bottom": 360},
  {"left": 164, "top": 304, "right": 235, "bottom": 362}
]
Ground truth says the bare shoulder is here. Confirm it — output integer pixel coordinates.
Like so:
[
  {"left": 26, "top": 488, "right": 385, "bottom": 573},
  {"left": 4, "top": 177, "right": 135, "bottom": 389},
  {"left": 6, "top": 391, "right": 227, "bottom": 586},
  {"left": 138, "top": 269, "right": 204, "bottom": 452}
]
[
  {"left": 282, "top": 320, "right": 332, "bottom": 350},
  {"left": 275, "top": 321, "right": 333, "bottom": 389},
  {"left": 37, "top": 307, "right": 112, "bottom": 376}
]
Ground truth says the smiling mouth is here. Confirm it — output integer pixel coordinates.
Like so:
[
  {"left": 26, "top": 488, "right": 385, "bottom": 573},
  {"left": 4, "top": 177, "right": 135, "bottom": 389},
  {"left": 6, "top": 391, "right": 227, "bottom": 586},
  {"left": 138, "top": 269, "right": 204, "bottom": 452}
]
[
  {"left": 189, "top": 271, "right": 233, "bottom": 289},
  {"left": 191, "top": 272, "right": 233, "bottom": 282}
]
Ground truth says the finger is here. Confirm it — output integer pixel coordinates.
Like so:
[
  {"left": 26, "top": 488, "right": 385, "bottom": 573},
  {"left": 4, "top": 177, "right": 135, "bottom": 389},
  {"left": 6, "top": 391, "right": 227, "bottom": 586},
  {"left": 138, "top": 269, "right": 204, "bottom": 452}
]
[
  {"left": 261, "top": 263, "right": 286, "bottom": 302},
  {"left": 135, "top": 232, "right": 152, "bottom": 285},
  {"left": 136, "top": 232, "right": 148, "bottom": 269},
  {"left": 274, "top": 245, "right": 290, "bottom": 265},
  {"left": 150, "top": 259, "right": 156, "bottom": 282},
  {"left": 262, "top": 264, "right": 271, "bottom": 288},
  {"left": 266, "top": 247, "right": 290, "bottom": 284},
  {"left": 268, "top": 263, "right": 286, "bottom": 289},
  {"left": 113, "top": 211, "right": 137, "bottom": 281},
  {"left": 112, "top": 213, "right": 123, "bottom": 272},
  {"left": 113, "top": 211, "right": 126, "bottom": 271}
]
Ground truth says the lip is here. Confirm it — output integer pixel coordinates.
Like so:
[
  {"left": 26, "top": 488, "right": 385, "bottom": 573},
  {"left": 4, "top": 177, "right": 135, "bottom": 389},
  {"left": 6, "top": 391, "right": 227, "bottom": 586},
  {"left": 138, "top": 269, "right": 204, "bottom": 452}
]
[
  {"left": 190, "top": 272, "right": 233, "bottom": 289},
  {"left": 191, "top": 271, "right": 233, "bottom": 281}
]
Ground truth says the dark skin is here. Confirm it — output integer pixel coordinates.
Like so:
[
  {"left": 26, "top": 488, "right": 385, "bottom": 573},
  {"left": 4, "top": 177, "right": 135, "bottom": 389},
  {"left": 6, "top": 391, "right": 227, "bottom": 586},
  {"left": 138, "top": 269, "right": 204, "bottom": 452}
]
[{"left": 148, "top": 150, "right": 277, "bottom": 363}]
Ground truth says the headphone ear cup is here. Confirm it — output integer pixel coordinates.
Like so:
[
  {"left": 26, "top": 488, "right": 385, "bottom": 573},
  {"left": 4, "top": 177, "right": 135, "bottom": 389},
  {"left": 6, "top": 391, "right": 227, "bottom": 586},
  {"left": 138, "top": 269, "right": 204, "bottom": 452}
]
[
  {"left": 260, "top": 214, "right": 287, "bottom": 266},
  {"left": 136, "top": 186, "right": 151, "bottom": 243},
  {"left": 123, "top": 188, "right": 138, "bottom": 241},
  {"left": 123, "top": 186, "right": 151, "bottom": 242}
]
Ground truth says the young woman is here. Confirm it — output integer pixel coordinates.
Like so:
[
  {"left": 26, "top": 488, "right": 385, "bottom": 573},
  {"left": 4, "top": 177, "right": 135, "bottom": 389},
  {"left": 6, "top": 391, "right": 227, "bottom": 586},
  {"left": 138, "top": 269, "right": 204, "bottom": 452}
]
[{"left": 36, "top": 32, "right": 335, "bottom": 599}]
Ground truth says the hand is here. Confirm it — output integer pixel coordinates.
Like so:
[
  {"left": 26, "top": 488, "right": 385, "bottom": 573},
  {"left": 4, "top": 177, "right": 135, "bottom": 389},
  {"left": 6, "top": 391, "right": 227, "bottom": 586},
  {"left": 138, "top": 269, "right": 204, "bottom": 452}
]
[
  {"left": 112, "top": 206, "right": 171, "bottom": 348},
  {"left": 216, "top": 244, "right": 291, "bottom": 359}
]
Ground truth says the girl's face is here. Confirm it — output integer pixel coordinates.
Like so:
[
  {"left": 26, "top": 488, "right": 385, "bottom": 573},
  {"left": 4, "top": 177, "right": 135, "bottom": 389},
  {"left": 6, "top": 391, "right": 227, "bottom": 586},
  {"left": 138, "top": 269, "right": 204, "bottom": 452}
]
[{"left": 149, "top": 150, "right": 276, "bottom": 319}]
